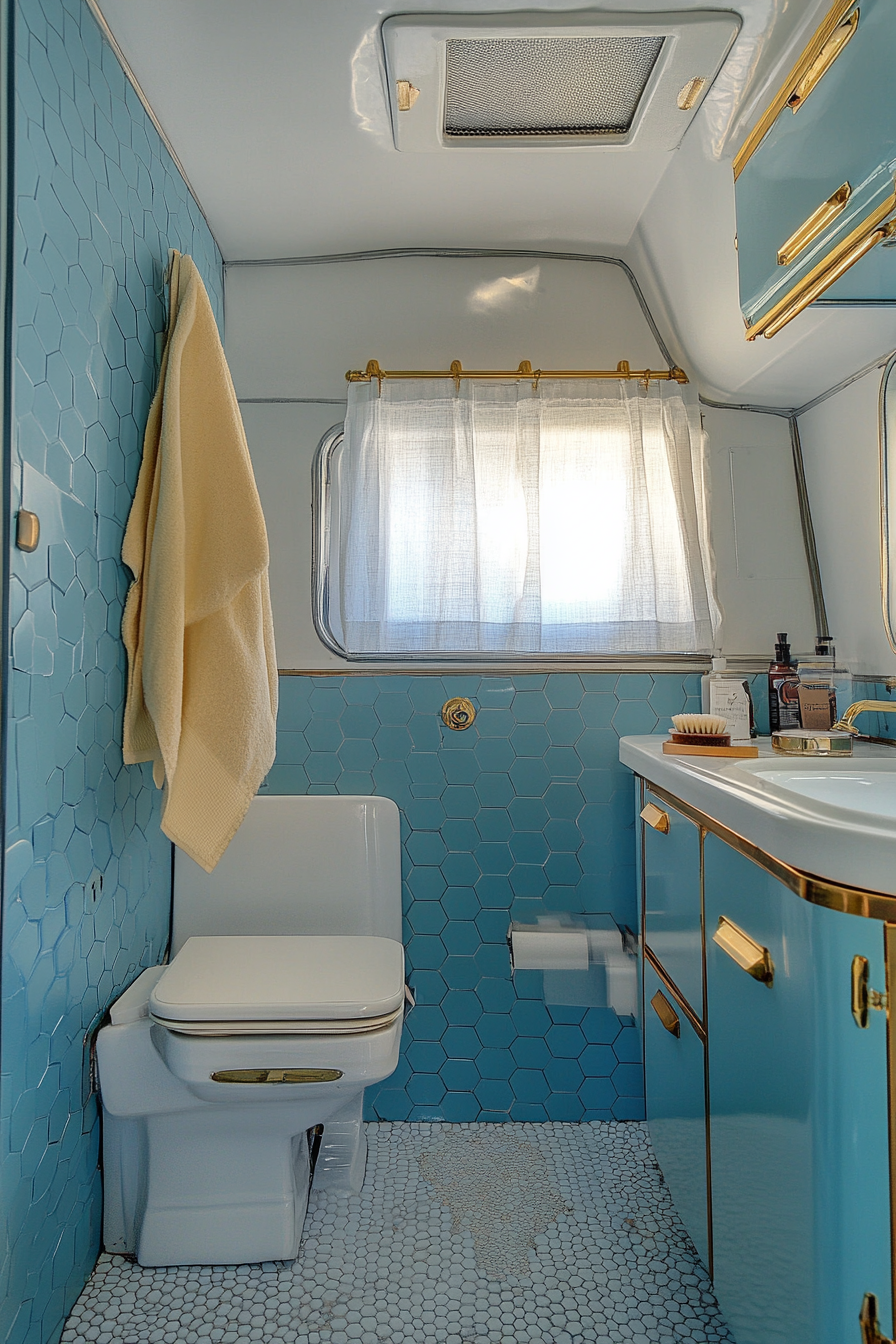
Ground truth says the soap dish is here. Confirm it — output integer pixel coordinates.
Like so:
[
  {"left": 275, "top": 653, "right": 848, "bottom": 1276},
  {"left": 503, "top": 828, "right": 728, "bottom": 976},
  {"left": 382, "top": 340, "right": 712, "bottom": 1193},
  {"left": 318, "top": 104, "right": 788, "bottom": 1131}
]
[{"left": 771, "top": 728, "right": 853, "bottom": 756}]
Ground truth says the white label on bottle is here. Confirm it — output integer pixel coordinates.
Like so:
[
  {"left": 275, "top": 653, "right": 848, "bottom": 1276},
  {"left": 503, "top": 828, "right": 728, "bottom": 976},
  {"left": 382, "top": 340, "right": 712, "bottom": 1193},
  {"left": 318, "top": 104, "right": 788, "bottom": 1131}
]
[{"left": 708, "top": 680, "right": 751, "bottom": 742}]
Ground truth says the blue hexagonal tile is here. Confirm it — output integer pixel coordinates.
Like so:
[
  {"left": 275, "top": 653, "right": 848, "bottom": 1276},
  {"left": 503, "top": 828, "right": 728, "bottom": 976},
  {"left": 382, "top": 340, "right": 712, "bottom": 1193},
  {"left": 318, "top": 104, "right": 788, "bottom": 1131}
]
[
  {"left": 612, "top": 700, "right": 659, "bottom": 736},
  {"left": 407, "top": 935, "right": 446, "bottom": 971},
  {"left": 441, "top": 1026, "right": 481, "bottom": 1059},
  {"left": 441, "top": 921, "right": 479, "bottom": 956},
  {"left": 510, "top": 723, "right": 550, "bottom": 757},
  {"left": 475, "top": 808, "right": 512, "bottom": 842},
  {"left": 546, "top": 1024, "right": 586, "bottom": 1058},
  {"left": 442, "top": 991, "right": 482, "bottom": 1026},
  {"left": 475, "top": 1078, "right": 514, "bottom": 1112},
  {"left": 510, "top": 1069, "right": 549, "bottom": 1103},
  {"left": 442, "top": 956, "right": 479, "bottom": 991},
  {"left": 442, "top": 887, "right": 479, "bottom": 921},
  {"left": 440, "top": 1059, "right": 479, "bottom": 1092}
]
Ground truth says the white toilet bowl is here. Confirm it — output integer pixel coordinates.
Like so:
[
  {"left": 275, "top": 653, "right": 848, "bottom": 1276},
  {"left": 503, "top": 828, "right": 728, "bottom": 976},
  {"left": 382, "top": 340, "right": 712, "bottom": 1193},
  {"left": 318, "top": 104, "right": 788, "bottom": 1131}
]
[{"left": 96, "top": 796, "right": 405, "bottom": 1267}]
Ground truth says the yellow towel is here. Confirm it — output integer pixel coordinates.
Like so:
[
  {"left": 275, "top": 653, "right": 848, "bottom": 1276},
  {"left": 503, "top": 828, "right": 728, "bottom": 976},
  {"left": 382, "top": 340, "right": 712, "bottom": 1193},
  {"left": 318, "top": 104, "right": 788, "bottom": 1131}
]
[{"left": 122, "top": 251, "right": 278, "bottom": 871}]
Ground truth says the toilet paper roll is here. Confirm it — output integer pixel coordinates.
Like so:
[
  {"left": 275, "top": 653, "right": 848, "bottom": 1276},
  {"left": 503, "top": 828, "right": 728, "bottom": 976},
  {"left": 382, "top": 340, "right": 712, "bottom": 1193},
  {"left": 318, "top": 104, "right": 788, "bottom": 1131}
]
[
  {"left": 586, "top": 928, "right": 624, "bottom": 958},
  {"left": 510, "top": 928, "right": 590, "bottom": 972}
]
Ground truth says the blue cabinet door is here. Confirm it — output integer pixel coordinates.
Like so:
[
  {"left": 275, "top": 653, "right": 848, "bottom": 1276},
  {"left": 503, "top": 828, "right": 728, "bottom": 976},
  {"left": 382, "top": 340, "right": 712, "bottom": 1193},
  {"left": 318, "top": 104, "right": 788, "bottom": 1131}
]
[
  {"left": 705, "top": 834, "right": 891, "bottom": 1344},
  {"left": 642, "top": 791, "right": 703, "bottom": 1019},
  {"left": 643, "top": 957, "right": 709, "bottom": 1270},
  {"left": 735, "top": 0, "right": 896, "bottom": 332}
]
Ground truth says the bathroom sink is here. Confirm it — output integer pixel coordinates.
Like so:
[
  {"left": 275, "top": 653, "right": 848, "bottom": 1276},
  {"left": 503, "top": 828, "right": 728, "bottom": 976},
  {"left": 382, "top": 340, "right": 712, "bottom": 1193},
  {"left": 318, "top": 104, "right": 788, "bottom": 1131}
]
[
  {"left": 618, "top": 736, "right": 896, "bottom": 897},
  {"left": 733, "top": 759, "right": 896, "bottom": 821}
]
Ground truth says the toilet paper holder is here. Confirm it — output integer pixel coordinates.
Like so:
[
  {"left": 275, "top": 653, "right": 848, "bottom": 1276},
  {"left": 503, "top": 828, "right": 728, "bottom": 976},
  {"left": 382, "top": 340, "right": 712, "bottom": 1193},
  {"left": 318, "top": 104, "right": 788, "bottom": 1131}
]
[
  {"left": 506, "top": 917, "right": 636, "bottom": 972},
  {"left": 506, "top": 916, "right": 638, "bottom": 1018}
]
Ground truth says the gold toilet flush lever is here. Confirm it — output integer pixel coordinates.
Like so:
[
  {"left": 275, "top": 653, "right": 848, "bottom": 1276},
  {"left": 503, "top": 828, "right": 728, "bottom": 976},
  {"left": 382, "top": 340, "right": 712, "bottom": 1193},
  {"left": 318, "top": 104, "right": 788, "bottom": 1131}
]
[{"left": 851, "top": 956, "right": 888, "bottom": 1028}]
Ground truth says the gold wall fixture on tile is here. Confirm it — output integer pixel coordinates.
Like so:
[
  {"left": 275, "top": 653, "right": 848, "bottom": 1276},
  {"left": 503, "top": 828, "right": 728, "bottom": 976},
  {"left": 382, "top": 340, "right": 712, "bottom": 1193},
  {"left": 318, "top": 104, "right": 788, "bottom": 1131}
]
[{"left": 441, "top": 696, "right": 476, "bottom": 730}]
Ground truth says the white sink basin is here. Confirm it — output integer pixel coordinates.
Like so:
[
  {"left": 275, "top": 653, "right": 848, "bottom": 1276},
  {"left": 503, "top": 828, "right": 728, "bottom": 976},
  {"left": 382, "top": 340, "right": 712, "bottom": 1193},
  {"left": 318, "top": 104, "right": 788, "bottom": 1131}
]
[
  {"left": 618, "top": 737, "right": 896, "bottom": 896},
  {"left": 743, "top": 766, "right": 896, "bottom": 820}
]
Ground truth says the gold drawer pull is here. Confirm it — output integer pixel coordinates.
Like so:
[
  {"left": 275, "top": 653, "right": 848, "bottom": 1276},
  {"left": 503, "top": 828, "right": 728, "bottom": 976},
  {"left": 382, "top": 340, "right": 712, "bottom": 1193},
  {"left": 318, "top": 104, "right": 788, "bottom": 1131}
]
[
  {"left": 650, "top": 988, "right": 681, "bottom": 1037},
  {"left": 713, "top": 916, "right": 774, "bottom": 986},
  {"left": 787, "top": 8, "right": 859, "bottom": 114},
  {"left": 640, "top": 802, "right": 670, "bottom": 834},
  {"left": 777, "top": 182, "right": 851, "bottom": 265}
]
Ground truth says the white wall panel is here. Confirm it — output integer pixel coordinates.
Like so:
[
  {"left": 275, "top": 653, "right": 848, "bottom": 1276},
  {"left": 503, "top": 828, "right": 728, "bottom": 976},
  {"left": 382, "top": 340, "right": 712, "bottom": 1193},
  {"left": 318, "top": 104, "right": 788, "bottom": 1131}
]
[
  {"left": 799, "top": 372, "right": 896, "bottom": 677},
  {"left": 228, "top": 253, "right": 815, "bottom": 668}
]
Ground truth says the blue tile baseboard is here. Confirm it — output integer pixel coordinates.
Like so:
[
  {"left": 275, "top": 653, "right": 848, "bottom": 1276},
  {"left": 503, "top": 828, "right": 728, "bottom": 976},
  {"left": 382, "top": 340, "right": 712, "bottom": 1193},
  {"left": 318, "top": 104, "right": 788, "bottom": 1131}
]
[{"left": 263, "top": 671, "right": 704, "bottom": 1124}]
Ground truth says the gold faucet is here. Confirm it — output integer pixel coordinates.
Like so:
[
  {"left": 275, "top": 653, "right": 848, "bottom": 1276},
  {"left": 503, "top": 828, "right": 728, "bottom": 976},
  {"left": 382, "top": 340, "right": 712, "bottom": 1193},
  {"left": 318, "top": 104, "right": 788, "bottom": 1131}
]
[{"left": 832, "top": 700, "right": 896, "bottom": 735}]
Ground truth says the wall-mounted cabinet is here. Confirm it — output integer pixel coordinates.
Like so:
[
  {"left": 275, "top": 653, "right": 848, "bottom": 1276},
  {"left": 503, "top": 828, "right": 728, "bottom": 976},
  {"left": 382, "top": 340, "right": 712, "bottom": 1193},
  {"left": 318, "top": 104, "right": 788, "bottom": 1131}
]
[
  {"left": 734, "top": 0, "right": 896, "bottom": 340},
  {"left": 638, "top": 784, "right": 893, "bottom": 1344}
]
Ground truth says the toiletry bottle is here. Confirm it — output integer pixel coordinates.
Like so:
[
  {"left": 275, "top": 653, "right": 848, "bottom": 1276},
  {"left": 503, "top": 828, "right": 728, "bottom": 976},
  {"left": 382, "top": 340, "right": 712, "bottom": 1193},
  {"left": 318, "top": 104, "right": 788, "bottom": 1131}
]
[
  {"left": 796, "top": 639, "right": 837, "bottom": 729},
  {"left": 768, "top": 633, "right": 801, "bottom": 732},
  {"left": 701, "top": 657, "right": 755, "bottom": 742}
]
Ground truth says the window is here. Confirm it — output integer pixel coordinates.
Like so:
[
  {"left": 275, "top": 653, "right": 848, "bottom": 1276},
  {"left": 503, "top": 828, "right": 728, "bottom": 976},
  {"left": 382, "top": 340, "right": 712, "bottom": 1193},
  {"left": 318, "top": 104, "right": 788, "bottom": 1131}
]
[{"left": 314, "top": 377, "right": 718, "bottom": 659}]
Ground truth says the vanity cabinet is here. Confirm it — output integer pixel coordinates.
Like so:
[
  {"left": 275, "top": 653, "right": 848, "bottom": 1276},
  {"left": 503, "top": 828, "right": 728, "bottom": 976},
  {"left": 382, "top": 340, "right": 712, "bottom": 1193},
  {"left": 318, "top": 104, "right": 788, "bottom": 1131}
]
[
  {"left": 642, "top": 790, "right": 703, "bottom": 1017},
  {"left": 643, "top": 956, "right": 709, "bottom": 1270},
  {"left": 734, "top": 0, "right": 896, "bottom": 339},
  {"left": 639, "top": 790, "right": 893, "bottom": 1344}
]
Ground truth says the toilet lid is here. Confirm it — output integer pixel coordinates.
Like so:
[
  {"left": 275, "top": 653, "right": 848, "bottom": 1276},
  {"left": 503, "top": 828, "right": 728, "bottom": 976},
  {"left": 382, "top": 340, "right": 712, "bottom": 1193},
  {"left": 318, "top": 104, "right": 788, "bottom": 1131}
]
[{"left": 149, "top": 935, "right": 405, "bottom": 1024}]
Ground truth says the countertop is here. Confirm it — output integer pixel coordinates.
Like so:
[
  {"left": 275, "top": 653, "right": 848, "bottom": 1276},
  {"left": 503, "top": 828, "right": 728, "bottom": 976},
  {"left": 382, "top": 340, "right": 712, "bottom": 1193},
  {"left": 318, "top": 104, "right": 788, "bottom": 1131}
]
[{"left": 619, "top": 735, "right": 896, "bottom": 898}]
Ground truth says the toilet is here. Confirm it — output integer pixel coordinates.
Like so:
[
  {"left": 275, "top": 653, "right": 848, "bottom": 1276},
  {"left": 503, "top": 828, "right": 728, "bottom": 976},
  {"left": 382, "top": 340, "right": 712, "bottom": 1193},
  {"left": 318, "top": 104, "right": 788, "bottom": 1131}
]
[{"left": 96, "top": 794, "right": 405, "bottom": 1268}]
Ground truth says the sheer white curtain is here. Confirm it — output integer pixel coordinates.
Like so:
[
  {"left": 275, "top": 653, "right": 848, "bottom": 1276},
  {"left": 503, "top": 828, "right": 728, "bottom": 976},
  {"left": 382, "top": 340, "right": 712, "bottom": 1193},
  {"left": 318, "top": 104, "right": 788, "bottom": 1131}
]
[{"left": 323, "top": 377, "right": 719, "bottom": 657}]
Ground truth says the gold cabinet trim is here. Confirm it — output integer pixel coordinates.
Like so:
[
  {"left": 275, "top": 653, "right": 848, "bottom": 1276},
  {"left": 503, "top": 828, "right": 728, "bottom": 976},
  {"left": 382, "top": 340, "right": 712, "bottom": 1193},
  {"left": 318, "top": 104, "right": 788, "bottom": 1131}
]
[
  {"left": 650, "top": 988, "right": 681, "bottom": 1038},
  {"left": 640, "top": 802, "right": 670, "bottom": 834},
  {"left": 644, "top": 944, "right": 706, "bottom": 1041},
  {"left": 733, "top": 0, "right": 858, "bottom": 179},
  {"left": 712, "top": 916, "right": 775, "bottom": 986},
  {"left": 745, "top": 190, "right": 896, "bottom": 341},
  {"left": 639, "top": 779, "right": 896, "bottom": 922},
  {"left": 777, "top": 181, "right": 851, "bottom": 266}
]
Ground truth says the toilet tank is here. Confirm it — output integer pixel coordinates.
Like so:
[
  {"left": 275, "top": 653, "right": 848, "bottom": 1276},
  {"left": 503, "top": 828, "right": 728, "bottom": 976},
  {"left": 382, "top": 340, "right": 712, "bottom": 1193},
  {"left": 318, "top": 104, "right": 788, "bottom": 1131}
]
[{"left": 171, "top": 795, "right": 402, "bottom": 954}]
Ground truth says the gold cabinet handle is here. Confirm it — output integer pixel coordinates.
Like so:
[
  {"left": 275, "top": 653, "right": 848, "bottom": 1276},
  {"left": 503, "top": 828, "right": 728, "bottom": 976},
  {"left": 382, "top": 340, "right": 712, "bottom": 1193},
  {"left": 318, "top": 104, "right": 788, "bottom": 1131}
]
[
  {"left": 650, "top": 988, "right": 681, "bottom": 1038},
  {"left": 713, "top": 916, "right": 775, "bottom": 986},
  {"left": 640, "top": 802, "right": 670, "bottom": 834},
  {"left": 787, "top": 8, "right": 859, "bottom": 114},
  {"left": 777, "top": 182, "right": 851, "bottom": 265},
  {"left": 748, "top": 193, "right": 896, "bottom": 341},
  {"left": 851, "top": 954, "right": 888, "bottom": 1028},
  {"left": 861, "top": 1293, "right": 894, "bottom": 1344}
]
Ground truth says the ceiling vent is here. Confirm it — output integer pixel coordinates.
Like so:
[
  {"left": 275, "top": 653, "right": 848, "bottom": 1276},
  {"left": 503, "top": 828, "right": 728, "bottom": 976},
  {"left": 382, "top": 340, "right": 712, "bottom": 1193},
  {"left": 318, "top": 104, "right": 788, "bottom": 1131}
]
[{"left": 383, "top": 11, "right": 740, "bottom": 152}]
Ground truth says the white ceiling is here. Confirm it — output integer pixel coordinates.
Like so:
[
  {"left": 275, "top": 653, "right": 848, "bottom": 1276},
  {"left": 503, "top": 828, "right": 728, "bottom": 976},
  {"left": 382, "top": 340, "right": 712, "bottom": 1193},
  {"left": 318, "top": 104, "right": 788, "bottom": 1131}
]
[{"left": 94, "top": 0, "right": 896, "bottom": 405}]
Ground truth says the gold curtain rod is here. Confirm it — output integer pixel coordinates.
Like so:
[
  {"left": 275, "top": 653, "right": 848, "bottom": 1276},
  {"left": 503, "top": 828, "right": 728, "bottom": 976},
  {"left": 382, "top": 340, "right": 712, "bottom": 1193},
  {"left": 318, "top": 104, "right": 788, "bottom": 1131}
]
[{"left": 346, "top": 358, "right": 688, "bottom": 388}]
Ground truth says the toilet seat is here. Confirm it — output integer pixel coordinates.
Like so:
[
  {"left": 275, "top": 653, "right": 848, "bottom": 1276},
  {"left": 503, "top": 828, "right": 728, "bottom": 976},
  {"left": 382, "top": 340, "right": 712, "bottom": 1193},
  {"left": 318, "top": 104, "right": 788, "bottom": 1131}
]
[{"left": 149, "top": 934, "right": 405, "bottom": 1035}]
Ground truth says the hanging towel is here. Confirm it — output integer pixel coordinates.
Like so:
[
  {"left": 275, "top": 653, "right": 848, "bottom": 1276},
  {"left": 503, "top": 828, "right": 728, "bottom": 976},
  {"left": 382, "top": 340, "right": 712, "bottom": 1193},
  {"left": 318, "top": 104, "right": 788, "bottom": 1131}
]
[{"left": 121, "top": 250, "right": 278, "bottom": 872}]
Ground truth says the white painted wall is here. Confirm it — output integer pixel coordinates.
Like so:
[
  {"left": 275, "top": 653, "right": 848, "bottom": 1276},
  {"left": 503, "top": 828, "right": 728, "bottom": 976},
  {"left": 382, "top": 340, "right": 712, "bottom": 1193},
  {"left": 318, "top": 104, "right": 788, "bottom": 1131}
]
[
  {"left": 798, "top": 370, "right": 896, "bottom": 677},
  {"left": 701, "top": 406, "right": 815, "bottom": 659},
  {"left": 226, "top": 252, "right": 815, "bottom": 669}
]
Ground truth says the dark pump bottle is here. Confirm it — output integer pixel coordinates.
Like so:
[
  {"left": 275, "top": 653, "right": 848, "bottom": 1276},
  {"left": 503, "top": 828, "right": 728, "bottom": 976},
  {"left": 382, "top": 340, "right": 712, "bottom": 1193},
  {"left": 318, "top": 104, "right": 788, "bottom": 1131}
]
[{"left": 768, "top": 632, "right": 801, "bottom": 732}]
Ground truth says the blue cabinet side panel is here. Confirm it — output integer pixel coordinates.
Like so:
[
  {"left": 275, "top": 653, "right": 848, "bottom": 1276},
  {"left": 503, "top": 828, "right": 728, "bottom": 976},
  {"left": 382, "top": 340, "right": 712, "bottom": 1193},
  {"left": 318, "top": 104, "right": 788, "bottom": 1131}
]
[{"left": 1, "top": 1, "right": 223, "bottom": 1342}]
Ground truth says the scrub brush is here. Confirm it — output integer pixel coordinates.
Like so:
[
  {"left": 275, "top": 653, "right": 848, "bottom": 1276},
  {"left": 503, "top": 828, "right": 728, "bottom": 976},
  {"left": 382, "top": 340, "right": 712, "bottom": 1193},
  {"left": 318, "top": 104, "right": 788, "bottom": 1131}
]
[{"left": 670, "top": 713, "right": 730, "bottom": 746}]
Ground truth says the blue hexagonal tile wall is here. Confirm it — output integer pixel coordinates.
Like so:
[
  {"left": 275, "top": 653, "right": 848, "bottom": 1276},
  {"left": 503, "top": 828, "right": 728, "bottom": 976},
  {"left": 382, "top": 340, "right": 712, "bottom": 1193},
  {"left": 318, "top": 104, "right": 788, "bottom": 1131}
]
[
  {"left": 1, "top": 2, "right": 223, "bottom": 1341},
  {"left": 262, "top": 670, "right": 712, "bottom": 1127}
]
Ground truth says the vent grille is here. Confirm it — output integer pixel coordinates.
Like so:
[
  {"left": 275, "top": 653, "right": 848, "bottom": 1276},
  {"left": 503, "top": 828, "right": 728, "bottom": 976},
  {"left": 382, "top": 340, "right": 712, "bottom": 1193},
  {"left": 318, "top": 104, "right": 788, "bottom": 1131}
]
[{"left": 444, "top": 34, "right": 665, "bottom": 137}]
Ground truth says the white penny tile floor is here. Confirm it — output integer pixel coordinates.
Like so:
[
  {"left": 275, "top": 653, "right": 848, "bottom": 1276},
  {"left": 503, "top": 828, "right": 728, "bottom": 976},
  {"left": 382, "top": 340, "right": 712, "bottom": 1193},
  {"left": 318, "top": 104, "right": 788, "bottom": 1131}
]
[{"left": 62, "top": 1122, "right": 734, "bottom": 1343}]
